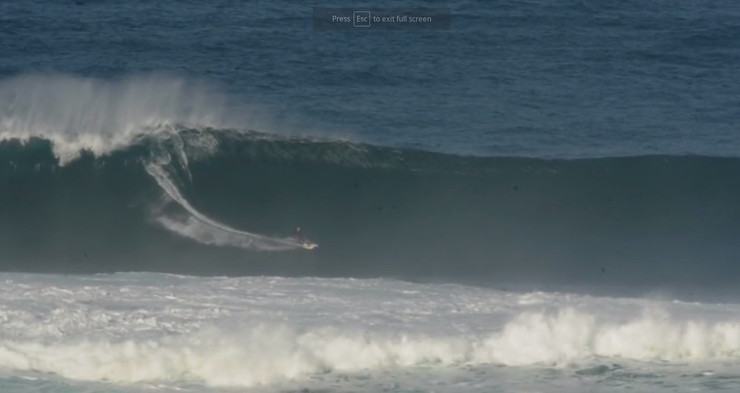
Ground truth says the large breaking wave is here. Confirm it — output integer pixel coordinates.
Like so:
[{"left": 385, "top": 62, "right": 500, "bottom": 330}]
[{"left": 0, "top": 74, "right": 739, "bottom": 290}]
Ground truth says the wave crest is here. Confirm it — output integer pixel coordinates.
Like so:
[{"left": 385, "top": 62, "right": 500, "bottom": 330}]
[{"left": 0, "top": 73, "right": 233, "bottom": 164}]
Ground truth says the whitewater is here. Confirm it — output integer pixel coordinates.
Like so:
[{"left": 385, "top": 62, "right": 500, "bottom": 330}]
[{"left": 0, "top": 273, "right": 739, "bottom": 393}]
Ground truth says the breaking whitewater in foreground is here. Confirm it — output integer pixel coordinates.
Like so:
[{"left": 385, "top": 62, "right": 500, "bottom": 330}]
[{"left": 1, "top": 273, "right": 740, "bottom": 393}]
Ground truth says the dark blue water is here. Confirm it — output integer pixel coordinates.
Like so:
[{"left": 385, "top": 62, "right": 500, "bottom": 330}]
[{"left": 2, "top": 0, "right": 739, "bottom": 157}]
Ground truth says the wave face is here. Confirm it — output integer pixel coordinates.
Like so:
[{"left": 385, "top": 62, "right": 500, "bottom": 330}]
[
  {"left": 0, "top": 74, "right": 737, "bottom": 288},
  {"left": 1, "top": 126, "right": 739, "bottom": 289}
]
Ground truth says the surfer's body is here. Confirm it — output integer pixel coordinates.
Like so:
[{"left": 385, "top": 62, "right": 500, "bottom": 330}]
[
  {"left": 294, "top": 226, "right": 318, "bottom": 250},
  {"left": 294, "top": 226, "right": 307, "bottom": 242}
]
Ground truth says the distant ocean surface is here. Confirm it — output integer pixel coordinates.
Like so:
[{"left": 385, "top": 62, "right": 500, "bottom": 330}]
[
  {"left": 1, "top": 1, "right": 739, "bottom": 392},
  {"left": 2, "top": 0, "right": 739, "bottom": 157}
]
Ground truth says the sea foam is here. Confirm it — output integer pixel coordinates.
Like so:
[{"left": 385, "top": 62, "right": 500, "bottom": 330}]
[{"left": 0, "top": 274, "right": 738, "bottom": 388}]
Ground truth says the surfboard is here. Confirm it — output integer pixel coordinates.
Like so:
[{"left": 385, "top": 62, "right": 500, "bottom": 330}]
[{"left": 302, "top": 242, "right": 318, "bottom": 250}]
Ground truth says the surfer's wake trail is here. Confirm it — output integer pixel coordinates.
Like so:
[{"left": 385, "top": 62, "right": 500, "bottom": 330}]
[{"left": 145, "top": 160, "right": 303, "bottom": 251}]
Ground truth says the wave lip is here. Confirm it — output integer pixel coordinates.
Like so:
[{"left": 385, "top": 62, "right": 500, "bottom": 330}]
[{"left": 0, "top": 73, "right": 233, "bottom": 164}]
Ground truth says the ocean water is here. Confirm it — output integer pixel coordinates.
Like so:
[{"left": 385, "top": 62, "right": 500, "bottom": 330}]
[{"left": 1, "top": 0, "right": 740, "bottom": 392}]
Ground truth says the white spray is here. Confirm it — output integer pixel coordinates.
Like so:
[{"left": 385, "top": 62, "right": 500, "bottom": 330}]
[{"left": 145, "top": 161, "right": 302, "bottom": 251}]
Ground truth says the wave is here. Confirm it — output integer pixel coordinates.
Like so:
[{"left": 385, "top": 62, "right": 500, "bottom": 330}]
[
  {"left": 1, "top": 129, "right": 739, "bottom": 290},
  {"left": 1, "top": 75, "right": 740, "bottom": 290},
  {"left": 2, "top": 307, "right": 739, "bottom": 387}
]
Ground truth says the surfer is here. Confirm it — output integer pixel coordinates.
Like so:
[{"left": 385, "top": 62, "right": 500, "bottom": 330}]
[
  {"left": 294, "top": 226, "right": 307, "bottom": 243},
  {"left": 294, "top": 226, "right": 318, "bottom": 250}
]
